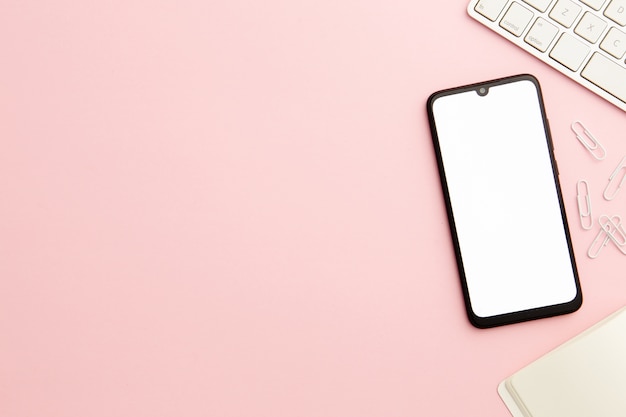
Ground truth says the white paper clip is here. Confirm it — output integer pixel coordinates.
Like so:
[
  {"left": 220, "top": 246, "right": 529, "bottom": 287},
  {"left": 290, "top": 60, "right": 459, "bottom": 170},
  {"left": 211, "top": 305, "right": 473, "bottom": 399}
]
[
  {"left": 599, "top": 215, "right": 626, "bottom": 255},
  {"left": 588, "top": 224, "right": 611, "bottom": 259},
  {"left": 603, "top": 156, "right": 626, "bottom": 201},
  {"left": 589, "top": 215, "right": 626, "bottom": 258},
  {"left": 576, "top": 180, "right": 593, "bottom": 230},
  {"left": 571, "top": 121, "right": 606, "bottom": 160}
]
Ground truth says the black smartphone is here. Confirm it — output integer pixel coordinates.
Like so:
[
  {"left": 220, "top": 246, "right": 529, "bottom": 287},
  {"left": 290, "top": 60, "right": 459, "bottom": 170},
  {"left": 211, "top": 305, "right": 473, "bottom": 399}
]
[{"left": 427, "top": 74, "right": 582, "bottom": 328}]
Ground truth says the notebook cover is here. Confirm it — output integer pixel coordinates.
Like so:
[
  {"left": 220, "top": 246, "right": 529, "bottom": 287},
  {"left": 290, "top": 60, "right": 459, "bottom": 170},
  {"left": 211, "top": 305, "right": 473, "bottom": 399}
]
[{"left": 498, "top": 306, "right": 626, "bottom": 417}]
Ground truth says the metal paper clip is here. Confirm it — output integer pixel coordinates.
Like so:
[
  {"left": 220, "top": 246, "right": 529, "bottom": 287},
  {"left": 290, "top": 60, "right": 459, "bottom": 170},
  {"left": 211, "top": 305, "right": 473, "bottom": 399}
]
[
  {"left": 603, "top": 156, "right": 626, "bottom": 201},
  {"left": 571, "top": 121, "right": 606, "bottom": 160},
  {"left": 588, "top": 224, "right": 611, "bottom": 259},
  {"left": 599, "top": 215, "right": 626, "bottom": 255},
  {"left": 576, "top": 180, "right": 593, "bottom": 230}
]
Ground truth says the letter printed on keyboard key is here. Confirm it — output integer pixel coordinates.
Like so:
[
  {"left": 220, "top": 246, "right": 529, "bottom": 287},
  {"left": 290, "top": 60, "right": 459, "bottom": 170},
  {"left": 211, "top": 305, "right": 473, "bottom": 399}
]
[
  {"left": 600, "top": 27, "right": 626, "bottom": 58},
  {"left": 605, "top": 0, "right": 626, "bottom": 26},
  {"left": 500, "top": 2, "right": 534, "bottom": 36},
  {"left": 575, "top": 12, "right": 608, "bottom": 43},
  {"left": 525, "top": 18, "right": 559, "bottom": 51},
  {"left": 550, "top": 0, "right": 582, "bottom": 28},
  {"left": 475, "top": 0, "right": 509, "bottom": 21}
]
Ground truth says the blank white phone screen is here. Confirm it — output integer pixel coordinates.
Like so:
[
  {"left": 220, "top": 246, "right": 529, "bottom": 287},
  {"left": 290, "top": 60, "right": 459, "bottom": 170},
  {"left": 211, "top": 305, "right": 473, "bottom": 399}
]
[{"left": 432, "top": 80, "right": 577, "bottom": 318}]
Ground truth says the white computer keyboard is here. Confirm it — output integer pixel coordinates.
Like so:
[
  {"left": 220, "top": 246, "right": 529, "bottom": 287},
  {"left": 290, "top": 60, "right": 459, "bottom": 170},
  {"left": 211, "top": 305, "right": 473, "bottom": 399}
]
[{"left": 468, "top": 0, "right": 626, "bottom": 112}]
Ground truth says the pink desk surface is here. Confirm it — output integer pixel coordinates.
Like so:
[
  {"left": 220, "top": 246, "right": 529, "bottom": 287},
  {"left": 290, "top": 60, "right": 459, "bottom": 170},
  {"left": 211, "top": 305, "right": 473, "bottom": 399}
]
[{"left": 2, "top": 1, "right": 625, "bottom": 416}]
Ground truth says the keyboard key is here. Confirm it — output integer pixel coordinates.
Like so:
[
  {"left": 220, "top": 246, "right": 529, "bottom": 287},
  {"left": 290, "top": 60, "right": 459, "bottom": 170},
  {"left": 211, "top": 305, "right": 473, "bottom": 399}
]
[
  {"left": 575, "top": 12, "right": 608, "bottom": 43},
  {"left": 550, "top": 33, "right": 590, "bottom": 70},
  {"left": 549, "top": 0, "right": 582, "bottom": 27},
  {"left": 600, "top": 27, "right": 626, "bottom": 58},
  {"left": 526, "top": 17, "right": 559, "bottom": 51},
  {"left": 604, "top": 0, "right": 626, "bottom": 25},
  {"left": 475, "top": 0, "right": 509, "bottom": 21},
  {"left": 581, "top": 53, "right": 626, "bottom": 103},
  {"left": 523, "top": 0, "right": 554, "bottom": 12},
  {"left": 580, "top": 0, "right": 606, "bottom": 10},
  {"left": 500, "top": 2, "right": 535, "bottom": 36}
]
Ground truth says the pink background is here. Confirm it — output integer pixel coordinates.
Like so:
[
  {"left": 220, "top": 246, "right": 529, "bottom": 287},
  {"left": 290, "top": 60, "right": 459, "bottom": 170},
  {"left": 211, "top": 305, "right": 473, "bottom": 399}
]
[{"left": 2, "top": 1, "right": 625, "bottom": 416}]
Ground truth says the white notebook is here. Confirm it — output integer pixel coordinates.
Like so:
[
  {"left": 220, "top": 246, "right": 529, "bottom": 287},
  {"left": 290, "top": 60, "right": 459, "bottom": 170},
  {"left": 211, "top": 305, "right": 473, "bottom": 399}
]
[{"left": 499, "top": 306, "right": 626, "bottom": 417}]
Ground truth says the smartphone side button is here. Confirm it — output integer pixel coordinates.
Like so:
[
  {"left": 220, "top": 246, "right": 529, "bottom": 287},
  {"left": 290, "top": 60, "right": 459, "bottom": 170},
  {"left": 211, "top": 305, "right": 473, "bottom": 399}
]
[
  {"left": 546, "top": 119, "right": 554, "bottom": 150},
  {"left": 546, "top": 118, "right": 559, "bottom": 175}
]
